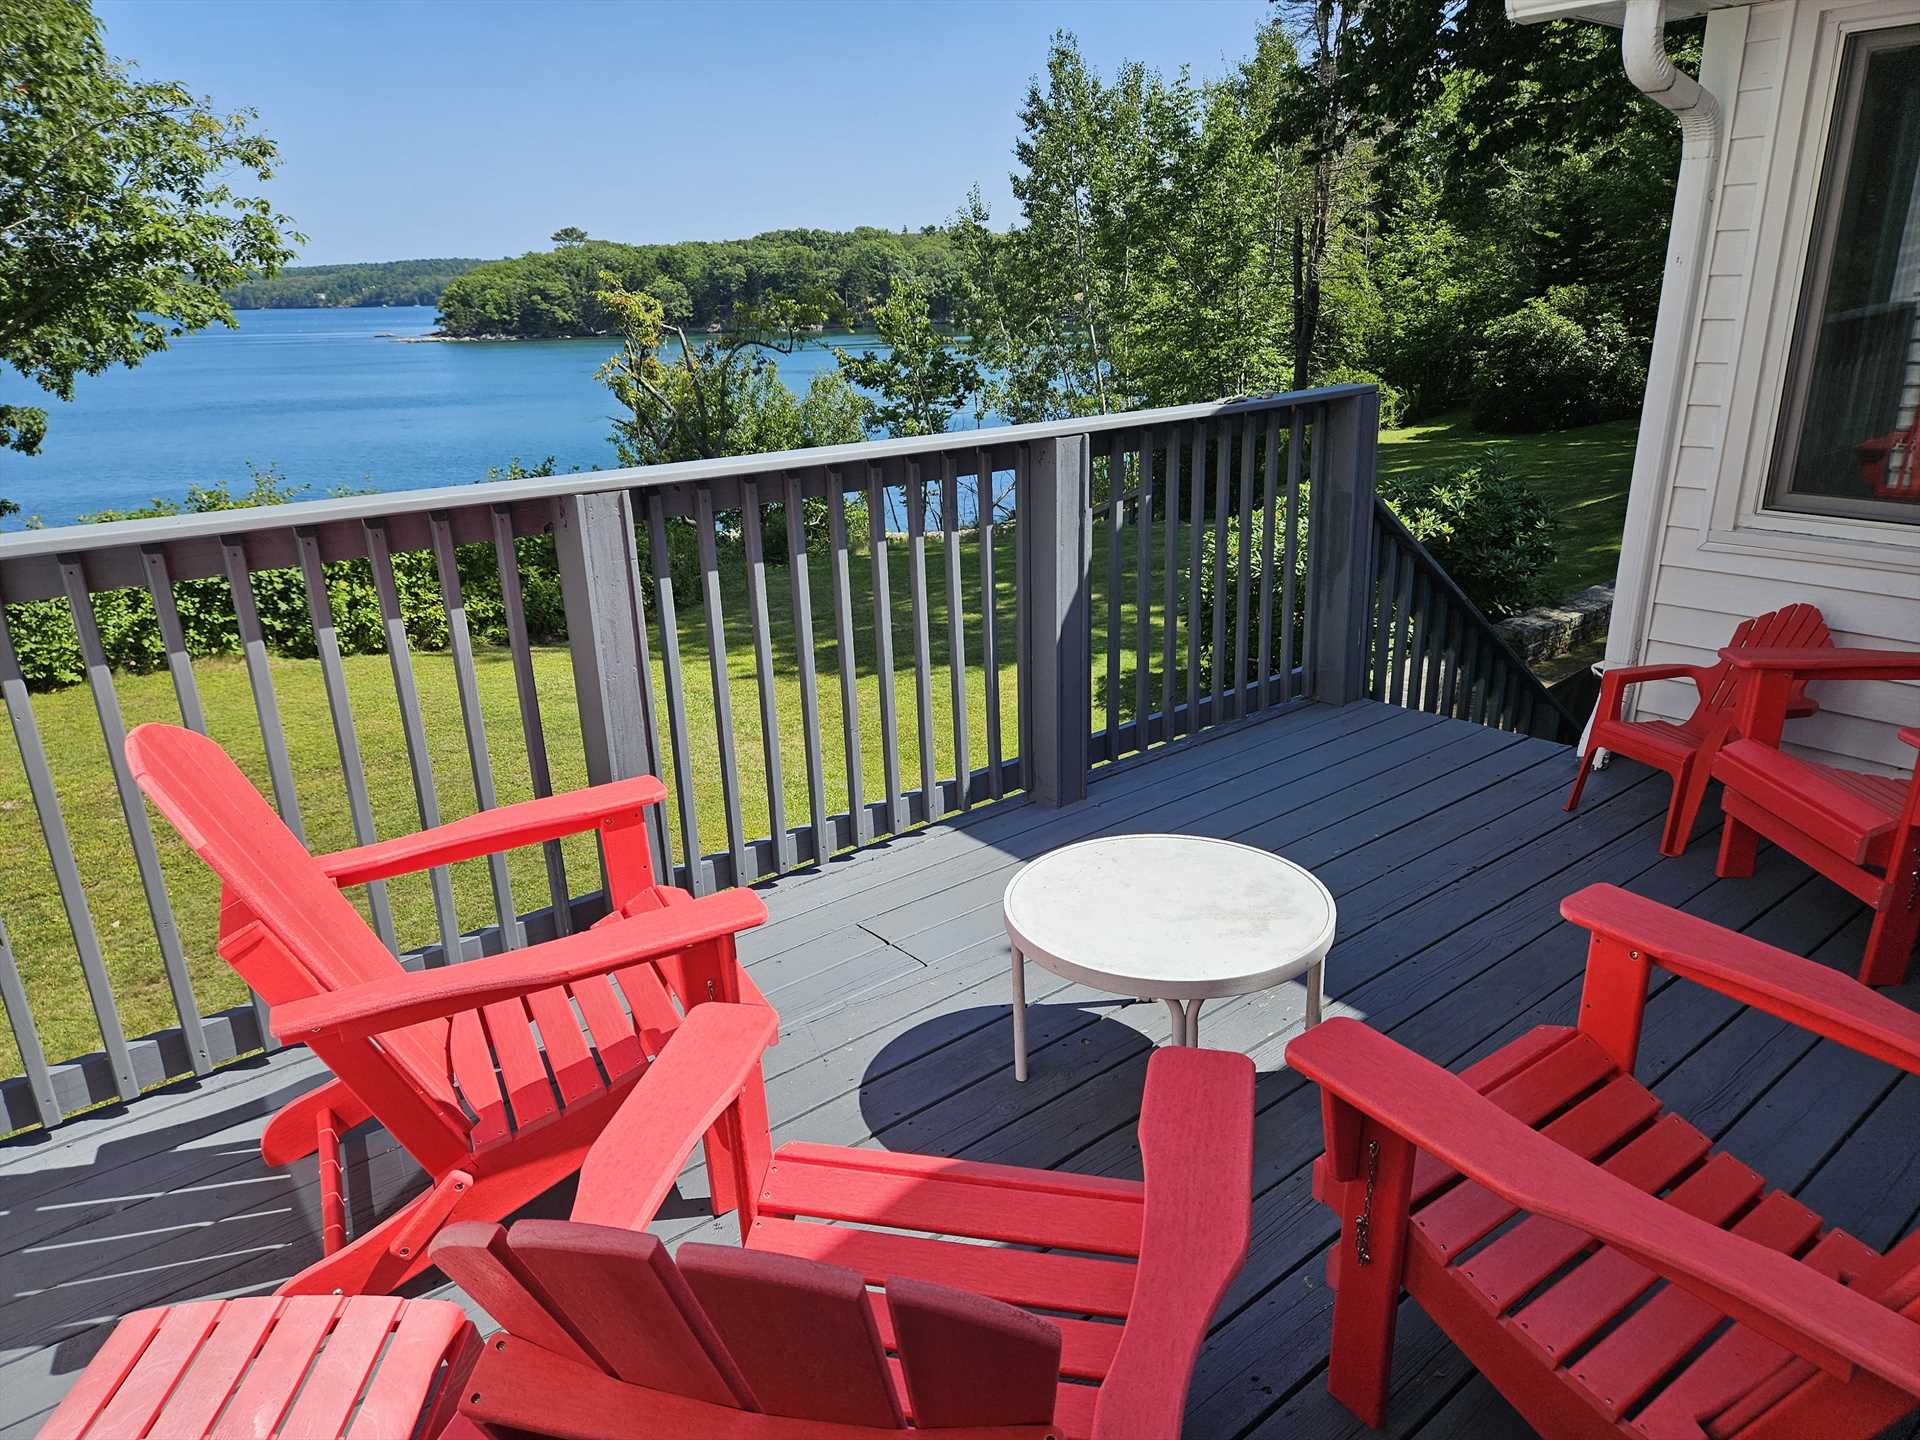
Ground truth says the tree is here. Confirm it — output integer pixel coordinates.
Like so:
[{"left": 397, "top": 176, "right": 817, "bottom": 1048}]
[
  {"left": 550, "top": 226, "right": 589, "bottom": 246},
  {"left": 0, "top": 0, "right": 300, "bottom": 458},
  {"left": 594, "top": 279, "right": 860, "bottom": 466},
  {"left": 834, "top": 276, "right": 978, "bottom": 437}
]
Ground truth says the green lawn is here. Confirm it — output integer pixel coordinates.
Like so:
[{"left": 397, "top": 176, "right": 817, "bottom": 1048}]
[
  {"left": 1378, "top": 410, "right": 1639, "bottom": 600},
  {"left": 0, "top": 413, "right": 1637, "bottom": 1088}
]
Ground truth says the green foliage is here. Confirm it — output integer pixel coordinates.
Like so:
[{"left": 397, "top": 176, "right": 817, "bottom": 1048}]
[
  {"left": 835, "top": 277, "right": 978, "bottom": 437},
  {"left": 224, "top": 258, "right": 483, "bottom": 309},
  {"left": 3, "top": 462, "right": 571, "bottom": 691},
  {"left": 0, "top": 0, "right": 300, "bottom": 458},
  {"left": 1317, "top": 366, "right": 1404, "bottom": 429},
  {"left": 437, "top": 228, "right": 962, "bottom": 339},
  {"left": 1377, "top": 453, "right": 1558, "bottom": 618},
  {"left": 1469, "top": 287, "right": 1648, "bottom": 433}
]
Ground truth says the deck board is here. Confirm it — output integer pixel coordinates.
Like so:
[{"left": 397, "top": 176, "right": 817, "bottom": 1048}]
[{"left": 2, "top": 698, "right": 1914, "bottom": 1440}]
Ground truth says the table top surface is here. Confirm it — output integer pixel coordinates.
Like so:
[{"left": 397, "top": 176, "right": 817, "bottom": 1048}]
[{"left": 1001, "top": 833, "right": 1336, "bottom": 998}]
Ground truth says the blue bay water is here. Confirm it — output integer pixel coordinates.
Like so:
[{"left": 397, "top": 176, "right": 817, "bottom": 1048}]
[{"left": 0, "top": 306, "right": 949, "bottom": 526}]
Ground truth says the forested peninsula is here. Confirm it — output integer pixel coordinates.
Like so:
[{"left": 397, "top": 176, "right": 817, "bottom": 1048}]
[
  {"left": 433, "top": 227, "right": 961, "bottom": 338},
  {"left": 224, "top": 258, "right": 483, "bottom": 308}
]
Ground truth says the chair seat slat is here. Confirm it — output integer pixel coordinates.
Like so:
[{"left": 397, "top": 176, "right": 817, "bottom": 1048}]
[{"left": 748, "top": 1217, "right": 1138, "bottom": 1319}]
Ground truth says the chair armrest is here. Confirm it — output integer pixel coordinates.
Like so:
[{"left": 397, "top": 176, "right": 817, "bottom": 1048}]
[
  {"left": 1723, "top": 646, "right": 1920, "bottom": 680},
  {"left": 1594, "top": 663, "right": 1711, "bottom": 721},
  {"left": 1901, "top": 727, "right": 1920, "bottom": 752},
  {"left": 1288, "top": 1018, "right": 1920, "bottom": 1396},
  {"left": 569, "top": 1001, "right": 779, "bottom": 1231},
  {"left": 1090, "top": 1047, "right": 1253, "bottom": 1440},
  {"left": 318, "top": 775, "right": 666, "bottom": 888},
  {"left": 1562, "top": 885, "right": 1920, "bottom": 1077},
  {"left": 269, "top": 887, "right": 767, "bottom": 1042}
]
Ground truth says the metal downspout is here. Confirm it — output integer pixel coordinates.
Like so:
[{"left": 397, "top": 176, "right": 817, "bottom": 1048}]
[{"left": 1605, "top": 0, "right": 1724, "bottom": 678}]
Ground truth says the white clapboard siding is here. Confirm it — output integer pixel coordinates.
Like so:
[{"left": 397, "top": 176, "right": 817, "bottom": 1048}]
[{"left": 1628, "top": 0, "right": 1920, "bottom": 776}]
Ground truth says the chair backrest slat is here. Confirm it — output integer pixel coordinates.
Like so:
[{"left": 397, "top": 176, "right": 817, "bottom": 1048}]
[
  {"left": 1700, "top": 604, "right": 1831, "bottom": 714},
  {"left": 508, "top": 1220, "right": 754, "bottom": 1410},
  {"left": 676, "top": 1243, "right": 906, "bottom": 1429},
  {"left": 886, "top": 1275, "right": 1061, "bottom": 1429},
  {"left": 128, "top": 723, "right": 462, "bottom": 1118}
]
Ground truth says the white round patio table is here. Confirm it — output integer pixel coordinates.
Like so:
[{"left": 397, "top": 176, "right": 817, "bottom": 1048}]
[{"left": 1001, "top": 833, "right": 1334, "bottom": 1080}]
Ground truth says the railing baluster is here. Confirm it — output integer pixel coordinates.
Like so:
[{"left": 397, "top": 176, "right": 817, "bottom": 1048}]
[
  {"left": 740, "top": 482, "right": 789, "bottom": 872},
  {"left": 1104, "top": 432, "right": 1124, "bottom": 755},
  {"left": 1279, "top": 411, "right": 1305, "bottom": 704},
  {"left": 1185, "top": 424, "right": 1204, "bottom": 734},
  {"left": 1371, "top": 537, "right": 1397, "bottom": 703},
  {"left": 1441, "top": 604, "right": 1465, "bottom": 718},
  {"left": 1132, "top": 431, "right": 1153, "bottom": 752},
  {"left": 225, "top": 533, "right": 304, "bottom": 1028},
  {"left": 1159, "top": 428, "right": 1178, "bottom": 740},
  {"left": 1210, "top": 421, "right": 1230, "bottom": 724},
  {"left": 1014, "top": 447, "right": 1031, "bottom": 784},
  {"left": 296, "top": 528, "right": 398, "bottom": 954},
  {"left": 940, "top": 459, "right": 971, "bottom": 811},
  {"left": 0, "top": 918, "right": 60, "bottom": 1127},
  {"left": 0, "top": 602, "right": 134, "bottom": 1094},
  {"left": 431, "top": 514, "right": 520, "bottom": 946},
  {"left": 365, "top": 519, "right": 464, "bottom": 965},
  {"left": 1233, "top": 416, "right": 1254, "bottom": 719},
  {"left": 977, "top": 450, "right": 1002, "bottom": 801},
  {"left": 1390, "top": 548, "right": 1416, "bottom": 708},
  {"left": 1254, "top": 413, "right": 1279, "bottom": 710},
  {"left": 61, "top": 558, "right": 210, "bottom": 1074},
  {"left": 906, "top": 460, "right": 937, "bottom": 820},
  {"left": 694, "top": 488, "right": 748, "bottom": 887},
  {"left": 223, "top": 536, "right": 304, "bottom": 839},
  {"left": 1418, "top": 573, "right": 1443, "bottom": 713},
  {"left": 493, "top": 505, "right": 572, "bottom": 932},
  {"left": 826, "top": 480, "right": 868, "bottom": 843},
  {"left": 645, "top": 495, "right": 703, "bottom": 891},
  {"left": 867, "top": 464, "right": 904, "bottom": 833},
  {"left": 141, "top": 546, "right": 207, "bottom": 734},
  {"left": 784, "top": 474, "right": 831, "bottom": 861}
]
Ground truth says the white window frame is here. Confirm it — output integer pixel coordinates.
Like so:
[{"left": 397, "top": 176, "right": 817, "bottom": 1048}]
[{"left": 1704, "top": 0, "right": 1920, "bottom": 570}]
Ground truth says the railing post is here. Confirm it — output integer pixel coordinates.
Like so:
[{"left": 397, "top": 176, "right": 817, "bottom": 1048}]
[
  {"left": 554, "top": 491, "right": 669, "bottom": 879},
  {"left": 1021, "top": 434, "right": 1092, "bottom": 807},
  {"left": 1307, "top": 388, "right": 1381, "bottom": 705}
]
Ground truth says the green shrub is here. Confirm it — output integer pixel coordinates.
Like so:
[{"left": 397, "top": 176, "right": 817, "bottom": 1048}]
[
  {"left": 1469, "top": 287, "right": 1646, "bottom": 433},
  {"left": 1377, "top": 454, "right": 1557, "bottom": 619},
  {"left": 1316, "top": 366, "right": 1405, "bottom": 430}
]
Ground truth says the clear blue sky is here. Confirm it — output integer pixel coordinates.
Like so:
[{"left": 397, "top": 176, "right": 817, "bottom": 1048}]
[{"left": 95, "top": 0, "right": 1270, "bottom": 266}]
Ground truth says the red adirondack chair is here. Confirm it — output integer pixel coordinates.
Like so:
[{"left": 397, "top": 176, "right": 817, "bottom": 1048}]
[
  {"left": 429, "top": 1002, "right": 1255, "bottom": 1440},
  {"left": 1706, "top": 645, "right": 1920, "bottom": 986},
  {"left": 125, "top": 722, "right": 772, "bottom": 1298},
  {"left": 1564, "top": 604, "right": 1830, "bottom": 857},
  {"left": 34, "top": 1296, "right": 480, "bottom": 1440},
  {"left": 1286, "top": 884, "right": 1920, "bottom": 1440}
]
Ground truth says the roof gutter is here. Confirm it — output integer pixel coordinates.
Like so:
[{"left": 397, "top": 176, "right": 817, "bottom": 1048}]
[{"left": 1604, "top": 0, "right": 1723, "bottom": 678}]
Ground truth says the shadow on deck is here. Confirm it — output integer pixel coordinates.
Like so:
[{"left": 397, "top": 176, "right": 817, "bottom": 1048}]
[{"left": 4, "top": 698, "right": 1917, "bottom": 1439}]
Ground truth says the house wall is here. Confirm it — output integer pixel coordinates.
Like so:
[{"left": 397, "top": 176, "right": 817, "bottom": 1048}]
[{"left": 1621, "top": 0, "right": 1920, "bottom": 774}]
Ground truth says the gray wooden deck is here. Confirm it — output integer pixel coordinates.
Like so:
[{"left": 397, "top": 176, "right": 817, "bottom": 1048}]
[{"left": 3, "top": 698, "right": 1917, "bottom": 1440}]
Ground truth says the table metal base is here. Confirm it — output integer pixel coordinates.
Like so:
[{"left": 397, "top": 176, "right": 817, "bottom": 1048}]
[{"left": 1009, "top": 949, "right": 1324, "bottom": 1080}]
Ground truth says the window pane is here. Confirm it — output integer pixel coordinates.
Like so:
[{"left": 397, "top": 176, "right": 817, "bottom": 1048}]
[{"left": 1774, "top": 32, "right": 1920, "bottom": 521}]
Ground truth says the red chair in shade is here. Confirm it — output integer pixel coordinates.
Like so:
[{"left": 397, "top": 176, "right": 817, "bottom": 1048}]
[
  {"left": 1286, "top": 884, "right": 1920, "bottom": 1440},
  {"left": 1707, "top": 645, "right": 1920, "bottom": 987},
  {"left": 33, "top": 1296, "right": 480, "bottom": 1440},
  {"left": 1564, "top": 604, "right": 1830, "bottom": 856},
  {"left": 126, "top": 722, "right": 772, "bottom": 1299},
  {"left": 430, "top": 1003, "right": 1255, "bottom": 1440}
]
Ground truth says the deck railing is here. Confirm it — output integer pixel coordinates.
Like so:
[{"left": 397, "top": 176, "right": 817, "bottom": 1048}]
[{"left": 0, "top": 383, "right": 1564, "bottom": 1133}]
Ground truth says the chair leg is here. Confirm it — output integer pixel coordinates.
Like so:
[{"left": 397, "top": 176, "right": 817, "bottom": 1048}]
[
  {"left": 1325, "top": 1124, "right": 1416, "bottom": 1429},
  {"left": 1860, "top": 865, "right": 1919, "bottom": 988},
  {"left": 1564, "top": 748, "right": 1597, "bottom": 813},
  {"left": 1716, "top": 816, "right": 1759, "bottom": 879}
]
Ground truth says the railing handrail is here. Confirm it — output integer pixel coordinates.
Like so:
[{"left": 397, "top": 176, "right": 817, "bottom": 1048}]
[{"left": 0, "top": 386, "right": 1370, "bottom": 564}]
